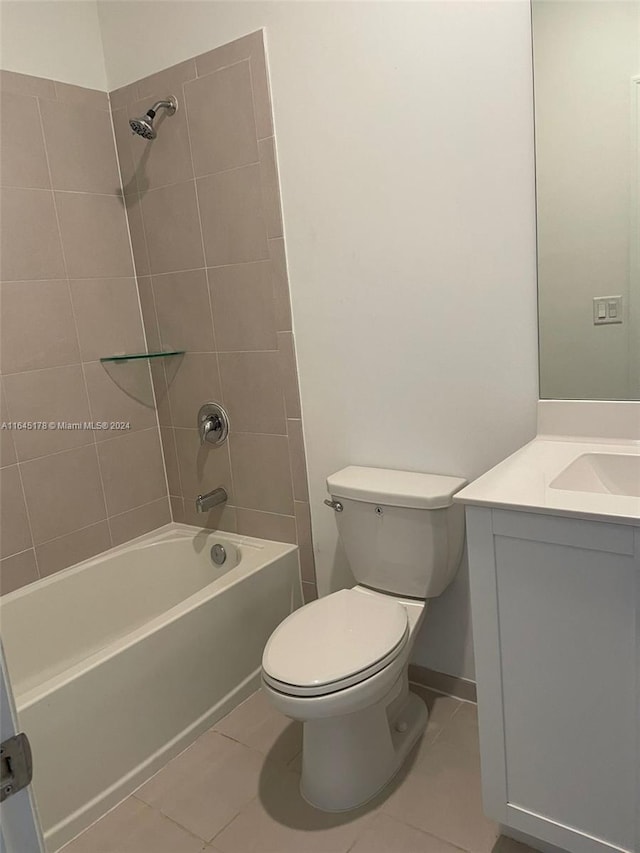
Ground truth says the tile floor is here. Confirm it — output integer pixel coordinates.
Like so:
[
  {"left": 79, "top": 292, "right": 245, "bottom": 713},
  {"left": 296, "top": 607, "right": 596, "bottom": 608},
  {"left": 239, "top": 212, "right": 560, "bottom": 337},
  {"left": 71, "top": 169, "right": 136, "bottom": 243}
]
[{"left": 62, "top": 686, "right": 540, "bottom": 853}]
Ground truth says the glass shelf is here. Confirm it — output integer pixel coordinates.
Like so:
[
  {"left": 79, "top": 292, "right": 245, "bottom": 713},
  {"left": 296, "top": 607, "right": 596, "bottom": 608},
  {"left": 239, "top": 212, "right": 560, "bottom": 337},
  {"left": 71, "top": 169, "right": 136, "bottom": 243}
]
[{"left": 100, "top": 350, "right": 185, "bottom": 364}]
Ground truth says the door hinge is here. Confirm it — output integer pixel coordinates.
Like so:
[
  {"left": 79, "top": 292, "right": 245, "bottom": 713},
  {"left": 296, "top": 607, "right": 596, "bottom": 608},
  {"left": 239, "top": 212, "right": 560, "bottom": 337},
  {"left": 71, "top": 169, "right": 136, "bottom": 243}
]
[{"left": 1, "top": 733, "right": 33, "bottom": 802}]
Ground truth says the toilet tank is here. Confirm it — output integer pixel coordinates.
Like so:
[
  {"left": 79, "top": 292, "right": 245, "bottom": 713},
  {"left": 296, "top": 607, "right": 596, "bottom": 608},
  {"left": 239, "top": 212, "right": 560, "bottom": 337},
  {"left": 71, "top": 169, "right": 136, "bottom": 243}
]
[{"left": 326, "top": 466, "right": 467, "bottom": 599}]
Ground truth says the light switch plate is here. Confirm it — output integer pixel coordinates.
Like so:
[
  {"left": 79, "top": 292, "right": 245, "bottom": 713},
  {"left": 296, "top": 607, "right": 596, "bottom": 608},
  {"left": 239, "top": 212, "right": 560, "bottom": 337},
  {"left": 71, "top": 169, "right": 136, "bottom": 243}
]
[{"left": 593, "top": 295, "right": 623, "bottom": 325}]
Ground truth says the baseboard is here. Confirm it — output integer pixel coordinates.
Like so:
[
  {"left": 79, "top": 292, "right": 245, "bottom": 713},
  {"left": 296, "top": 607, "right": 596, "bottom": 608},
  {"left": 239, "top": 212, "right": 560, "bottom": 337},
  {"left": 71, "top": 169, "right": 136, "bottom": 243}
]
[{"left": 408, "top": 664, "right": 477, "bottom": 703}]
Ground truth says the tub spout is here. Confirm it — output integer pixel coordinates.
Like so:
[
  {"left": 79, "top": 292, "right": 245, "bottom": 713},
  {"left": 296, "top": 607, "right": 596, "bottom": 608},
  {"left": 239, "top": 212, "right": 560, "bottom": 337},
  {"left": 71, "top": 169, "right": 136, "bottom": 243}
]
[{"left": 195, "top": 487, "right": 227, "bottom": 513}]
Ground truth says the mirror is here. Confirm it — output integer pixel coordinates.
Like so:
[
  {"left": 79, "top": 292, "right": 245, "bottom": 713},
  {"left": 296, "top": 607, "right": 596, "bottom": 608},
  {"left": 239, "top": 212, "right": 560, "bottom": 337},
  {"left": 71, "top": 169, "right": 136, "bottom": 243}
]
[{"left": 533, "top": 0, "right": 640, "bottom": 400}]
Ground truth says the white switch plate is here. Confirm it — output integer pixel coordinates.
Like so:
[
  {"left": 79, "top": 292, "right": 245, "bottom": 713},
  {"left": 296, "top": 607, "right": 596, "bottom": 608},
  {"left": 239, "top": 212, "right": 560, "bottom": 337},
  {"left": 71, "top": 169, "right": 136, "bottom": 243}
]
[{"left": 593, "top": 295, "right": 623, "bottom": 325}]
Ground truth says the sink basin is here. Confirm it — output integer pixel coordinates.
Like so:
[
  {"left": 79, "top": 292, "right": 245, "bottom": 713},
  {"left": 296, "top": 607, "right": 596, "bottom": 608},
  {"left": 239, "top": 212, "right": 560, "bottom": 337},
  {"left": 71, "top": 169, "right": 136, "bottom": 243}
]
[{"left": 550, "top": 453, "right": 640, "bottom": 497}]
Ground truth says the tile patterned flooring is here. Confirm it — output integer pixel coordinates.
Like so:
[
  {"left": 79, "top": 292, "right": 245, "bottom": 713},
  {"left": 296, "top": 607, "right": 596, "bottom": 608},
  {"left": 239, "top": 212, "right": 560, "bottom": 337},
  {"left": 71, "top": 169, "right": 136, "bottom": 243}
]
[{"left": 62, "top": 687, "right": 540, "bottom": 853}]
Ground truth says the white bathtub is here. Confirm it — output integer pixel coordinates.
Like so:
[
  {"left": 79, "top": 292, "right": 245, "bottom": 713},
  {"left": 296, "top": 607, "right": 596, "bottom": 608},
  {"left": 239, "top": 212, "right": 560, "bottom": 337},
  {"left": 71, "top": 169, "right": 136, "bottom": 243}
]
[{"left": 0, "top": 523, "right": 301, "bottom": 851}]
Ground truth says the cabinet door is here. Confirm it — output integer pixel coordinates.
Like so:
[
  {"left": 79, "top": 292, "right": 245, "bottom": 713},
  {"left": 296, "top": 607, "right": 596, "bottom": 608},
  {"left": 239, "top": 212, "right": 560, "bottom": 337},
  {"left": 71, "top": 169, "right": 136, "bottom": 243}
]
[{"left": 467, "top": 507, "right": 639, "bottom": 853}]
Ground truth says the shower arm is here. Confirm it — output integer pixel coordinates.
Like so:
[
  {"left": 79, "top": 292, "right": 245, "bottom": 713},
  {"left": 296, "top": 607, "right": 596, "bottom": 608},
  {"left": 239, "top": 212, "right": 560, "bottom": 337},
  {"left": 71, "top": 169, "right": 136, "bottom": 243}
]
[{"left": 145, "top": 98, "right": 177, "bottom": 119}]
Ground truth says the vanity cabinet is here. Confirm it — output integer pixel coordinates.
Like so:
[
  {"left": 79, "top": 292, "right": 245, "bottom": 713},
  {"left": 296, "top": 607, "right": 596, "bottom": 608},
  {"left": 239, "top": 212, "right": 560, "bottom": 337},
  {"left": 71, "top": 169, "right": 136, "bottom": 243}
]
[{"left": 466, "top": 506, "right": 639, "bottom": 853}]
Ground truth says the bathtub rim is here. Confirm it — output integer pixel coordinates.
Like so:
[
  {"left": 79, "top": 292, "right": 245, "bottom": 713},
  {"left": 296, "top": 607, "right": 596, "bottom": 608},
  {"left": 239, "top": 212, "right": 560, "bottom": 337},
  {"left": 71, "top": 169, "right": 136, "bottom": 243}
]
[
  {"left": 1, "top": 523, "right": 299, "bottom": 708},
  {"left": 1, "top": 522, "right": 296, "bottom": 607}
]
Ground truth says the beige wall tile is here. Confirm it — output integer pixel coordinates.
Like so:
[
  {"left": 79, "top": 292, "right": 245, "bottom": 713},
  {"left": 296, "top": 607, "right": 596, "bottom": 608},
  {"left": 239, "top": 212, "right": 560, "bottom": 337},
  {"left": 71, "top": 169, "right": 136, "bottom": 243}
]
[
  {"left": 194, "top": 31, "right": 272, "bottom": 137},
  {"left": 54, "top": 81, "right": 109, "bottom": 111},
  {"left": 269, "top": 237, "right": 292, "bottom": 332},
  {"left": 0, "top": 383, "right": 17, "bottom": 468},
  {"left": 137, "top": 276, "right": 161, "bottom": 350},
  {"left": 181, "top": 499, "right": 237, "bottom": 532},
  {"left": 166, "top": 353, "right": 221, "bottom": 429},
  {"left": 194, "top": 31, "right": 261, "bottom": 77},
  {"left": 136, "top": 59, "right": 197, "bottom": 100},
  {"left": 109, "top": 497, "right": 171, "bottom": 547},
  {"left": 174, "top": 427, "right": 233, "bottom": 499},
  {"left": 97, "top": 427, "right": 166, "bottom": 516},
  {"left": 160, "top": 427, "right": 182, "bottom": 494},
  {"left": 219, "top": 351, "right": 285, "bottom": 435},
  {"left": 125, "top": 196, "right": 151, "bottom": 275},
  {"left": 247, "top": 33, "right": 274, "bottom": 141},
  {"left": 151, "top": 361, "right": 172, "bottom": 427},
  {"left": 287, "top": 419, "right": 309, "bottom": 501},
  {"left": 20, "top": 444, "right": 106, "bottom": 544},
  {"left": 129, "top": 99, "right": 194, "bottom": 195},
  {"left": 236, "top": 508, "right": 296, "bottom": 544},
  {"left": 0, "top": 548, "right": 39, "bottom": 595},
  {"left": 186, "top": 60, "right": 258, "bottom": 177},
  {"left": 111, "top": 108, "right": 138, "bottom": 195},
  {"left": 197, "top": 164, "right": 268, "bottom": 266},
  {"left": 0, "top": 91, "right": 50, "bottom": 189},
  {"left": 153, "top": 269, "right": 215, "bottom": 352},
  {"left": 0, "top": 430, "right": 16, "bottom": 469},
  {"left": 0, "top": 188, "right": 65, "bottom": 280},
  {"left": 169, "top": 495, "right": 184, "bottom": 522},
  {"left": 1, "top": 280, "right": 80, "bottom": 373},
  {"left": 277, "top": 331, "right": 302, "bottom": 419},
  {"left": 0, "top": 464, "right": 32, "bottom": 558},
  {"left": 294, "top": 500, "right": 315, "bottom": 583},
  {"left": 209, "top": 261, "right": 277, "bottom": 351},
  {"left": 40, "top": 99, "right": 120, "bottom": 194},
  {"left": 108, "top": 81, "right": 138, "bottom": 111},
  {"left": 258, "top": 137, "right": 283, "bottom": 239},
  {"left": 3, "top": 365, "right": 93, "bottom": 460},
  {"left": 230, "top": 432, "right": 293, "bottom": 515},
  {"left": 70, "top": 278, "right": 145, "bottom": 361},
  {"left": 36, "top": 521, "right": 111, "bottom": 578},
  {"left": 141, "top": 180, "right": 204, "bottom": 274},
  {"left": 84, "top": 361, "right": 157, "bottom": 439},
  {"left": 0, "top": 70, "right": 56, "bottom": 99},
  {"left": 55, "top": 191, "right": 134, "bottom": 278}
]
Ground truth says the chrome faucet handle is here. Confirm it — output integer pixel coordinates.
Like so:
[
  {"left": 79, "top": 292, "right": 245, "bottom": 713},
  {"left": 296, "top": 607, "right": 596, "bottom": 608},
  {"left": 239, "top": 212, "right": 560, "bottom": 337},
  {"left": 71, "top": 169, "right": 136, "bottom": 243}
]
[
  {"left": 201, "top": 414, "right": 221, "bottom": 443},
  {"left": 198, "top": 402, "right": 229, "bottom": 446}
]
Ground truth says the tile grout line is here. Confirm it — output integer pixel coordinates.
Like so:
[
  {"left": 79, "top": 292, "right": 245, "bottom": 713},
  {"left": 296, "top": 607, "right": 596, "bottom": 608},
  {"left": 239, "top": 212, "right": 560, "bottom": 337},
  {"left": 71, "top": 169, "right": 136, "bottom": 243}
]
[
  {"left": 106, "top": 93, "right": 172, "bottom": 520},
  {"left": 15, "top": 426, "right": 158, "bottom": 465},
  {"left": 36, "top": 94, "right": 112, "bottom": 542},
  {"left": 33, "top": 97, "right": 106, "bottom": 567},
  {"left": 181, "top": 70, "right": 235, "bottom": 513}
]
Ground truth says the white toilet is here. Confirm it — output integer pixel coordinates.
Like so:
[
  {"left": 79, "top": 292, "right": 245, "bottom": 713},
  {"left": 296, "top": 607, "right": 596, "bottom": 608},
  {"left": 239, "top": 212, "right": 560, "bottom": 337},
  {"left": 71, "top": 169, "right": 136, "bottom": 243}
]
[{"left": 261, "top": 465, "right": 467, "bottom": 812}]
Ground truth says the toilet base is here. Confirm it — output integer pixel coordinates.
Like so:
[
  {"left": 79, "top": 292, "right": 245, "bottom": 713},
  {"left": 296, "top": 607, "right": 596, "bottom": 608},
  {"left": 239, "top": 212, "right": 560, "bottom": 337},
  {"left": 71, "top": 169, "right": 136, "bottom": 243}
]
[{"left": 299, "top": 686, "right": 428, "bottom": 812}]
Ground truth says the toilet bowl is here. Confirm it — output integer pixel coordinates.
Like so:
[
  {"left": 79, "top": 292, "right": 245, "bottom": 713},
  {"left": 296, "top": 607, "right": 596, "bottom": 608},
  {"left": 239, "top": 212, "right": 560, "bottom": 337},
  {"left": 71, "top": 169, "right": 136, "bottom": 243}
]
[{"left": 261, "top": 466, "right": 466, "bottom": 812}]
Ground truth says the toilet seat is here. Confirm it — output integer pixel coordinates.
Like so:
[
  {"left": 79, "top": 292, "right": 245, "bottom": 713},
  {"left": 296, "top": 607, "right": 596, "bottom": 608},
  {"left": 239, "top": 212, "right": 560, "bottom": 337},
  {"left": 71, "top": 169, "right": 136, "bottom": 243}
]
[{"left": 262, "top": 588, "right": 409, "bottom": 697}]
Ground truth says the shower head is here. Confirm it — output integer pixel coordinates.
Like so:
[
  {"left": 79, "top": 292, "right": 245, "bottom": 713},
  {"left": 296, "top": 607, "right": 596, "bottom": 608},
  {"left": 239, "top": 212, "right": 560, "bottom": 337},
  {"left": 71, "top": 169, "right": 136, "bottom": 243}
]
[{"left": 129, "top": 95, "right": 178, "bottom": 140}]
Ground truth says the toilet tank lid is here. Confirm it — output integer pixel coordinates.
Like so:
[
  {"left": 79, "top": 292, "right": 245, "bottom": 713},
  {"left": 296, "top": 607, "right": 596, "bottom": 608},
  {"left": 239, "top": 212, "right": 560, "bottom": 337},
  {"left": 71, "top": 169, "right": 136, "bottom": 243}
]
[{"left": 327, "top": 466, "right": 467, "bottom": 509}]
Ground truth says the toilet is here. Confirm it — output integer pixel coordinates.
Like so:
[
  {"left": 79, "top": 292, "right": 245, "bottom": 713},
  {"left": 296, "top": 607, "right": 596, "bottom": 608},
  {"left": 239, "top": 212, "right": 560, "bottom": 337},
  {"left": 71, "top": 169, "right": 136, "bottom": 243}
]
[{"left": 261, "top": 465, "right": 467, "bottom": 812}]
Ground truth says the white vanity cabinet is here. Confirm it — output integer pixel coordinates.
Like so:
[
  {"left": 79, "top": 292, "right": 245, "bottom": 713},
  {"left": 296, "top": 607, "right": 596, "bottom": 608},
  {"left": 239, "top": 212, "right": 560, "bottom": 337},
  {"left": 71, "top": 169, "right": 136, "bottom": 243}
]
[{"left": 466, "top": 505, "right": 639, "bottom": 853}]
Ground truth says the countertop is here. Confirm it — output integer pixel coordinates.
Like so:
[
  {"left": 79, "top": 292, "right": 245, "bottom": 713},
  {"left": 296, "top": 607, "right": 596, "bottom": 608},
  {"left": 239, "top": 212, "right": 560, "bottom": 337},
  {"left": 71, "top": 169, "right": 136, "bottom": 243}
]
[{"left": 455, "top": 436, "right": 640, "bottom": 525}]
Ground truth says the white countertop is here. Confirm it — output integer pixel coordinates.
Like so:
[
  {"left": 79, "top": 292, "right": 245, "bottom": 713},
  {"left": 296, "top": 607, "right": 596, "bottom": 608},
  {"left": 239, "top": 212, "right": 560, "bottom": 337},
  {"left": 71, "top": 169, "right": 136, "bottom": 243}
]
[{"left": 455, "top": 436, "right": 640, "bottom": 525}]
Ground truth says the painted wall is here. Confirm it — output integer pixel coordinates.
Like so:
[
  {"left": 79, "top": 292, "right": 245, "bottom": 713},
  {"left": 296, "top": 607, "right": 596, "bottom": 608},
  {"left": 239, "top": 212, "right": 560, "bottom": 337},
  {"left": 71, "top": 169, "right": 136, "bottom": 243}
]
[
  {"left": 0, "top": 0, "right": 107, "bottom": 91},
  {"left": 535, "top": 0, "right": 640, "bottom": 401},
  {"left": 98, "top": 0, "right": 539, "bottom": 680}
]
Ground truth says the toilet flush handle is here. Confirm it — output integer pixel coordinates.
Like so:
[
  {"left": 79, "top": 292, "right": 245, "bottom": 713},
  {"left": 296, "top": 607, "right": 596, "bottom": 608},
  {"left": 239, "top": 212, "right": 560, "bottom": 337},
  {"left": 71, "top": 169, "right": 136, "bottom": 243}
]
[{"left": 324, "top": 499, "right": 343, "bottom": 512}]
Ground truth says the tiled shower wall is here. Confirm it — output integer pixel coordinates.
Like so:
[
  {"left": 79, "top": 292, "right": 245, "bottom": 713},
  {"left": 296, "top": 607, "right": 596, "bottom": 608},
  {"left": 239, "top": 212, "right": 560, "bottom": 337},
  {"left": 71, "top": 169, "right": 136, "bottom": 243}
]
[
  {"left": 110, "top": 31, "right": 317, "bottom": 602},
  {"left": 0, "top": 70, "right": 169, "bottom": 594},
  {"left": 0, "top": 31, "right": 315, "bottom": 600}
]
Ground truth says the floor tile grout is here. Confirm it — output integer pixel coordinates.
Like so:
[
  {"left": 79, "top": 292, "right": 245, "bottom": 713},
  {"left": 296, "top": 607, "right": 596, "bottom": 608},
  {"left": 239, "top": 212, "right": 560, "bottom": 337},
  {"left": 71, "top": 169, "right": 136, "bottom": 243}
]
[{"left": 65, "top": 685, "right": 506, "bottom": 853}]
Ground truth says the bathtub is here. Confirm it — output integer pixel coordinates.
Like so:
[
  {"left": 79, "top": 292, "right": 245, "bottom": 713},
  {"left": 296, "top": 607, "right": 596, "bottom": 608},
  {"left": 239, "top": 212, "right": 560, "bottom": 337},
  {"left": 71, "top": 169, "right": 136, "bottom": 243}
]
[{"left": 0, "top": 523, "right": 301, "bottom": 852}]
